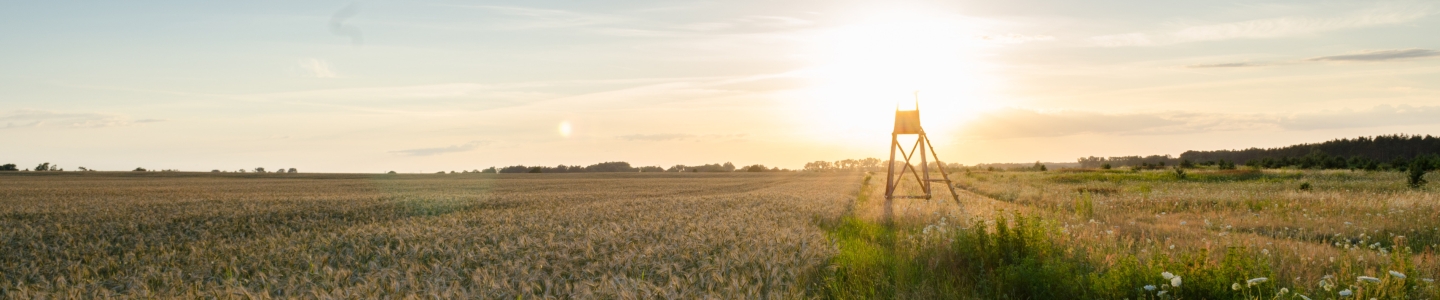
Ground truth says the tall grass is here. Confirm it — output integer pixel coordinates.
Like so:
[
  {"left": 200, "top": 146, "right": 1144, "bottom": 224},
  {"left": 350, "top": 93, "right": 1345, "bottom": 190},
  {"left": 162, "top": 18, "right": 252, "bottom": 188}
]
[{"left": 822, "top": 169, "right": 1440, "bottom": 299}]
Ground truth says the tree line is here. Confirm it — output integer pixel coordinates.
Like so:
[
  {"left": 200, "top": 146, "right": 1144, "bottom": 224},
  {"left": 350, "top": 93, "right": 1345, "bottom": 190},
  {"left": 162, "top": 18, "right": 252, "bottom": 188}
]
[
  {"left": 420, "top": 161, "right": 795, "bottom": 174},
  {"left": 0, "top": 162, "right": 298, "bottom": 173},
  {"left": 1073, "top": 134, "right": 1440, "bottom": 172}
]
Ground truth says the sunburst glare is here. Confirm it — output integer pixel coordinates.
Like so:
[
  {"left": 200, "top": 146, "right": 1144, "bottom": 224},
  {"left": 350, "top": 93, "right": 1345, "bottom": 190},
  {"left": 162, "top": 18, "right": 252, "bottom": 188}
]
[{"left": 792, "top": 9, "right": 1002, "bottom": 147}]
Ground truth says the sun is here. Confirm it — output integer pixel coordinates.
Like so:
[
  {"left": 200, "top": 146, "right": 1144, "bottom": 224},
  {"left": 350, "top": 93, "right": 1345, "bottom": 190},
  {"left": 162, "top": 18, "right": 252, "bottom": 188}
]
[{"left": 791, "top": 9, "right": 999, "bottom": 146}]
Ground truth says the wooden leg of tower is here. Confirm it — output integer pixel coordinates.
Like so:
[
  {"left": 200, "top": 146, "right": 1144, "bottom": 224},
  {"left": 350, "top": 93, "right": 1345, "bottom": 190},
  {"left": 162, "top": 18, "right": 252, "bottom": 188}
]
[
  {"left": 886, "top": 134, "right": 898, "bottom": 199},
  {"left": 924, "top": 134, "right": 962, "bottom": 204},
  {"left": 920, "top": 133, "right": 931, "bottom": 199}
]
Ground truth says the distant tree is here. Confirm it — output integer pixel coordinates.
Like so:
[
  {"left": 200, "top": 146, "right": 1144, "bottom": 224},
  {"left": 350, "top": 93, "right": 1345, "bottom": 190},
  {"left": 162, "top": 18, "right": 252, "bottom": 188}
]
[
  {"left": 387, "top": 171, "right": 397, "bottom": 174},
  {"left": 1409, "top": 160, "right": 1430, "bottom": 189},
  {"left": 211, "top": 169, "right": 220, "bottom": 172},
  {"left": 436, "top": 171, "right": 446, "bottom": 174},
  {"left": 35, "top": 162, "right": 51, "bottom": 171},
  {"left": 499, "top": 165, "right": 530, "bottom": 173},
  {"left": 723, "top": 162, "right": 736, "bottom": 172},
  {"left": 133, "top": 167, "right": 147, "bottom": 172},
  {"left": 254, "top": 167, "right": 266, "bottom": 173},
  {"left": 288, "top": 168, "right": 297, "bottom": 173},
  {"left": 481, "top": 167, "right": 497, "bottom": 173},
  {"left": 1179, "top": 159, "right": 1196, "bottom": 169},
  {"left": 1, "top": 164, "right": 17, "bottom": 171},
  {"left": 745, "top": 164, "right": 768, "bottom": 172},
  {"left": 585, "top": 161, "right": 636, "bottom": 172},
  {"left": 639, "top": 166, "right": 664, "bottom": 172},
  {"left": 528, "top": 167, "right": 543, "bottom": 173},
  {"left": 1101, "top": 163, "right": 1112, "bottom": 170}
]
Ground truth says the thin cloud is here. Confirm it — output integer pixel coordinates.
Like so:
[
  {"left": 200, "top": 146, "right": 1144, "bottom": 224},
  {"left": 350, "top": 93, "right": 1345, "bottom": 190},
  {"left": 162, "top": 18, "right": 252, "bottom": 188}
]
[
  {"left": 298, "top": 58, "right": 337, "bottom": 78},
  {"left": 389, "top": 141, "right": 493, "bottom": 156},
  {"left": 1309, "top": 49, "right": 1440, "bottom": 61},
  {"left": 980, "top": 33, "right": 1056, "bottom": 44},
  {"left": 1185, "top": 49, "right": 1438, "bottom": 68},
  {"left": 960, "top": 109, "right": 1189, "bottom": 139},
  {"left": 1280, "top": 105, "right": 1440, "bottom": 130},
  {"left": 960, "top": 105, "right": 1440, "bottom": 139},
  {"left": 0, "top": 110, "right": 164, "bottom": 129},
  {"left": 617, "top": 133, "right": 695, "bottom": 141},
  {"left": 1092, "top": 5, "right": 1429, "bottom": 47},
  {"left": 445, "top": 5, "right": 622, "bottom": 30},
  {"left": 1186, "top": 62, "right": 1270, "bottom": 68},
  {"left": 329, "top": 3, "right": 363, "bottom": 46}
]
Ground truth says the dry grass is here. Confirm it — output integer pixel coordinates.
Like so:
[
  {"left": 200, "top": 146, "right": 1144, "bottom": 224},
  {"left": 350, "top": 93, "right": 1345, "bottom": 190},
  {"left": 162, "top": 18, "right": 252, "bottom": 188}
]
[
  {"left": 0, "top": 172, "right": 860, "bottom": 298},
  {"left": 951, "top": 168, "right": 1440, "bottom": 298}
]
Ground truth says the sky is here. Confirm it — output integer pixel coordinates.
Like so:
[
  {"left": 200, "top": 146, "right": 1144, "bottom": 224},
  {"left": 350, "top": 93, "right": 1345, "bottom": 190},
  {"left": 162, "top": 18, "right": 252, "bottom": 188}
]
[{"left": 3, "top": 0, "right": 1440, "bottom": 173}]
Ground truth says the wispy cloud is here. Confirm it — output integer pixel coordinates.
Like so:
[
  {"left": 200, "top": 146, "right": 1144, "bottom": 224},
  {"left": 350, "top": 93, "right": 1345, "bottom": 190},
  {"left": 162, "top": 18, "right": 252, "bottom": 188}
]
[
  {"left": 1092, "top": 5, "right": 1430, "bottom": 47},
  {"left": 444, "top": 5, "right": 622, "bottom": 30},
  {"left": 298, "top": 58, "right": 337, "bottom": 78},
  {"left": 615, "top": 133, "right": 747, "bottom": 142},
  {"left": 1185, "top": 62, "right": 1271, "bottom": 68},
  {"left": 1186, "top": 48, "right": 1439, "bottom": 68},
  {"left": 961, "top": 105, "right": 1440, "bottom": 139},
  {"left": 980, "top": 33, "right": 1056, "bottom": 44},
  {"left": 616, "top": 133, "right": 694, "bottom": 141},
  {"left": 329, "top": 3, "right": 363, "bottom": 46},
  {"left": 0, "top": 110, "right": 163, "bottom": 129},
  {"left": 1279, "top": 105, "right": 1440, "bottom": 130},
  {"left": 1309, "top": 49, "right": 1440, "bottom": 61},
  {"left": 389, "top": 141, "right": 493, "bottom": 156}
]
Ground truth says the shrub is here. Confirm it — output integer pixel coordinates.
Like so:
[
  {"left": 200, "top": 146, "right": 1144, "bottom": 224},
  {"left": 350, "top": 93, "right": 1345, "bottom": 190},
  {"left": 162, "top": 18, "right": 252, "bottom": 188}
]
[
  {"left": 0, "top": 164, "right": 17, "bottom": 171},
  {"left": 1408, "top": 161, "right": 1428, "bottom": 188},
  {"left": 133, "top": 167, "right": 147, "bottom": 172}
]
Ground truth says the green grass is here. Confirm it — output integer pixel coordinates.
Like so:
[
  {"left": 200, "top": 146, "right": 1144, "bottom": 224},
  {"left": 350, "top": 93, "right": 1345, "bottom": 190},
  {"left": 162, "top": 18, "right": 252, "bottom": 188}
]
[
  {"left": 819, "top": 171, "right": 1436, "bottom": 299},
  {"left": 1049, "top": 169, "right": 1304, "bottom": 183}
]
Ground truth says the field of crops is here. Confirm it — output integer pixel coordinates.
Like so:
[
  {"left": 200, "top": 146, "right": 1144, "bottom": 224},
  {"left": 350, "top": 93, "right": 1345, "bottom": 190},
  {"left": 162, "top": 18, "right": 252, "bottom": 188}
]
[
  {"left": 840, "top": 168, "right": 1440, "bottom": 299},
  {"left": 7, "top": 168, "right": 1439, "bottom": 299},
  {"left": 0, "top": 172, "right": 860, "bottom": 298}
]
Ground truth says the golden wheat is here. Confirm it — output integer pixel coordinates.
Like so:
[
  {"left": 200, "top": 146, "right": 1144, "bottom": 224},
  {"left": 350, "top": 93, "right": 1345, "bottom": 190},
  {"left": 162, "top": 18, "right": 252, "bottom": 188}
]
[{"left": 0, "top": 172, "right": 860, "bottom": 298}]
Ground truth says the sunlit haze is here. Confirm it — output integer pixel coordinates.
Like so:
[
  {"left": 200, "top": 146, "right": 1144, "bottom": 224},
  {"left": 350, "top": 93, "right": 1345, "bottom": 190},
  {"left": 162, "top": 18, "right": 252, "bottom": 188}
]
[{"left": 4, "top": 0, "right": 1440, "bottom": 172}]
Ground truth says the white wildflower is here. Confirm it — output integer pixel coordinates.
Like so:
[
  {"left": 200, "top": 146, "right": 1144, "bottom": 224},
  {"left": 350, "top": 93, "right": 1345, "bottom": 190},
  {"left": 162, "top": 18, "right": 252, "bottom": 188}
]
[
  {"left": 1232, "top": 283, "right": 1242, "bottom": 291},
  {"left": 1171, "top": 276, "right": 1182, "bottom": 287},
  {"left": 1338, "top": 289, "right": 1353, "bottom": 297},
  {"left": 1357, "top": 276, "right": 1380, "bottom": 283},
  {"left": 1157, "top": 290, "right": 1167, "bottom": 296},
  {"left": 1144, "top": 285, "right": 1156, "bottom": 291},
  {"left": 1279, "top": 287, "right": 1289, "bottom": 294},
  {"left": 1162, "top": 272, "right": 1175, "bottom": 280},
  {"left": 1388, "top": 270, "right": 1405, "bottom": 279},
  {"left": 1248, "top": 277, "right": 1268, "bottom": 286}
]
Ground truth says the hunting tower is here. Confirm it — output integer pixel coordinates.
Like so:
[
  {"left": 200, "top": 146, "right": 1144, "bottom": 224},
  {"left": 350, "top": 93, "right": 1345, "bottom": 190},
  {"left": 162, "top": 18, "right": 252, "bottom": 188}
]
[{"left": 885, "top": 92, "right": 960, "bottom": 202}]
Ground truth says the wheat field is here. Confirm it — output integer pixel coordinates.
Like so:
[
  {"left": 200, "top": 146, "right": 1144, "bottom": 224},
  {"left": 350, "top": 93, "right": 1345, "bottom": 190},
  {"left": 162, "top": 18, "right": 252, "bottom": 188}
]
[{"left": 0, "top": 172, "right": 860, "bottom": 298}]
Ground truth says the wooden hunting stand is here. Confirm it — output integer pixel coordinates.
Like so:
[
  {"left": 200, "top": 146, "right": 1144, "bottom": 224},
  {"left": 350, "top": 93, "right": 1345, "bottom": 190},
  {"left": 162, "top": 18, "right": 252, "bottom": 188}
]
[{"left": 885, "top": 93, "right": 961, "bottom": 202}]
